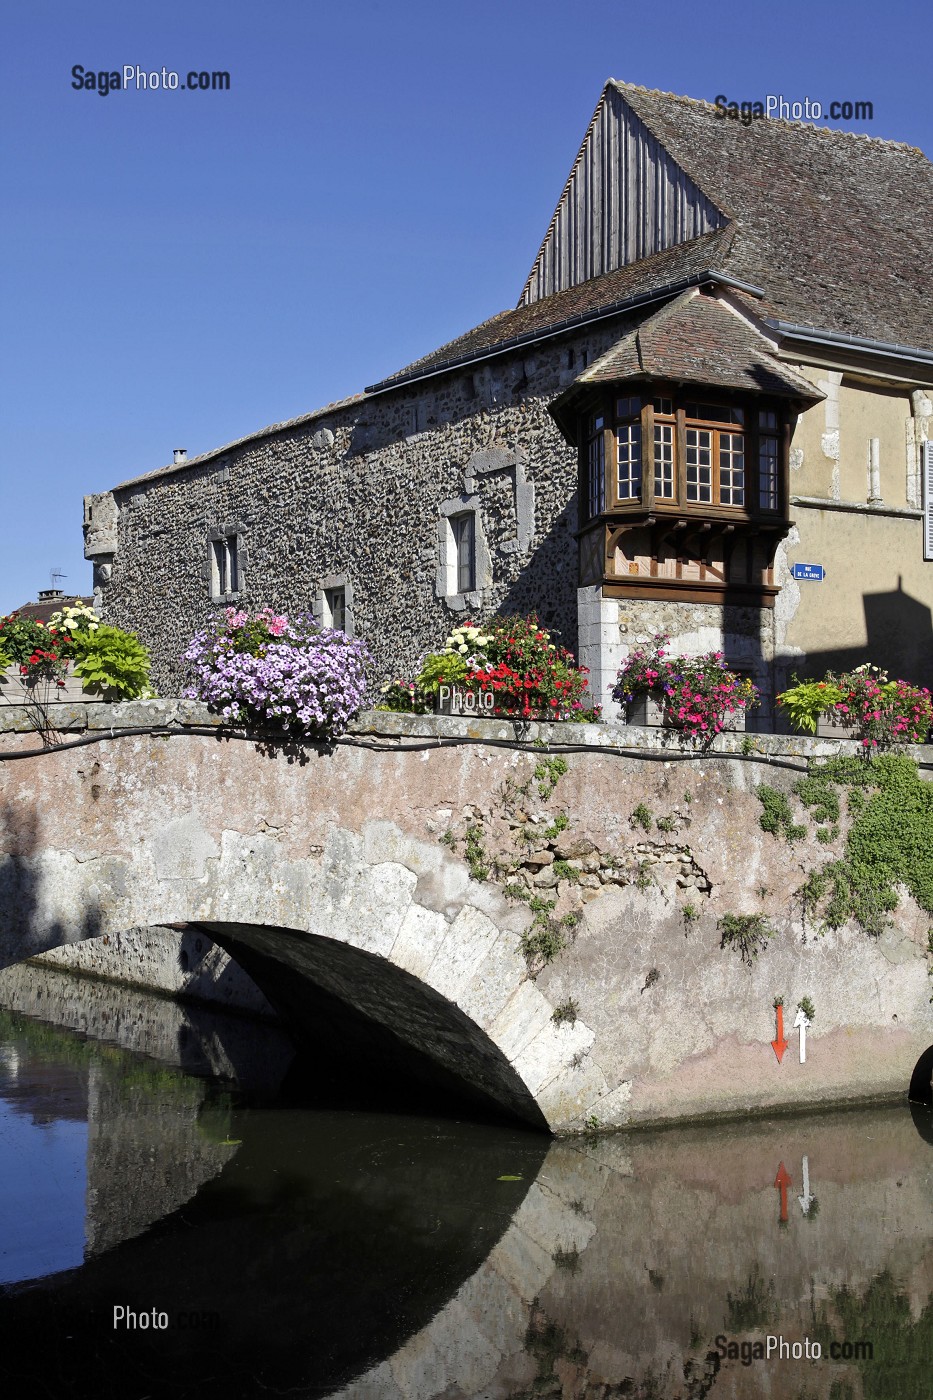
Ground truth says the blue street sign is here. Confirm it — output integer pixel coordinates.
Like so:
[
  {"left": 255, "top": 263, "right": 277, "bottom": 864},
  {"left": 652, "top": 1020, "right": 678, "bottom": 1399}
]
[{"left": 790, "top": 563, "right": 825, "bottom": 582}]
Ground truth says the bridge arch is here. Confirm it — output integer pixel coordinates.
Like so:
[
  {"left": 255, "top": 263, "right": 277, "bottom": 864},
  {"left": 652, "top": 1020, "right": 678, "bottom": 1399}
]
[{"left": 0, "top": 792, "right": 597, "bottom": 1130}]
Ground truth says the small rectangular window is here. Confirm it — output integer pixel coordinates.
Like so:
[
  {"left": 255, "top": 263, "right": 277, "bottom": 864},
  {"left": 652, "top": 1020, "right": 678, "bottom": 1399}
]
[
  {"left": 653, "top": 397, "right": 673, "bottom": 417},
  {"left": 686, "top": 429, "right": 713, "bottom": 503},
  {"left": 719, "top": 432, "right": 745, "bottom": 506},
  {"left": 654, "top": 423, "right": 674, "bottom": 498},
  {"left": 616, "top": 422, "right": 643, "bottom": 500},
  {"left": 451, "top": 513, "right": 476, "bottom": 593},
  {"left": 324, "top": 586, "right": 346, "bottom": 632},
  {"left": 759, "top": 435, "right": 779, "bottom": 511},
  {"left": 211, "top": 534, "right": 239, "bottom": 596},
  {"left": 615, "top": 396, "right": 641, "bottom": 419},
  {"left": 685, "top": 403, "right": 744, "bottom": 426},
  {"left": 587, "top": 416, "right": 605, "bottom": 518}
]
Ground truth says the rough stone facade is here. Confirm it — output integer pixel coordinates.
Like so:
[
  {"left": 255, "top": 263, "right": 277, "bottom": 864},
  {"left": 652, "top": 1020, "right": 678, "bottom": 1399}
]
[{"left": 87, "top": 325, "right": 621, "bottom": 699}]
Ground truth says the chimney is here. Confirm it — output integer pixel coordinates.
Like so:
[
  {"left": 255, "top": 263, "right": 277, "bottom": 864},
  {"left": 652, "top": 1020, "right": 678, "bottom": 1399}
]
[{"left": 173, "top": 448, "right": 187, "bottom": 464}]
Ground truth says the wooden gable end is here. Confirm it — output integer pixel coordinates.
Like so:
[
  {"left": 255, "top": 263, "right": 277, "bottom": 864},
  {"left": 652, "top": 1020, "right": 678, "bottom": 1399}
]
[{"left": 519, "top": 84, "right": 727, "bottom": 308}]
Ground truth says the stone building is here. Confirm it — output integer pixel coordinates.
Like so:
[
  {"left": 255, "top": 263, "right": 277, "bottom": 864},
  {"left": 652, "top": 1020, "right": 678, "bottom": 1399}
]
[{"left": 84, "top": 81, "right": 933, "bottom": 719}]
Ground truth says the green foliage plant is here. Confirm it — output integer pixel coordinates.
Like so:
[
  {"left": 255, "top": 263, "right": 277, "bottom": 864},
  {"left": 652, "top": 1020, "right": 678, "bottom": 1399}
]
[
  {"left": 815, "top": 756, "right": 933, "bottom": 935},
  {"left": 630, "top": 803, "right": 653, "bottom": 832},
  {"left": 70, "top": 625, "right": 154, "bottom": 699},
  {"left": 718, "top": 912, "right": 776, "bottom": 965},
  {"left": 534, "top": 756, "right": 568, "bottom": 798},
  {"left": 775, "top": 677, "right": 844, "bottom": 734},
  {"left": 463, "top": 823, "right": 489, "bottom": 881},
  {"left": 756, "top": 785, "right": 806, "bottom": 841},
  {"left": 416, "top": 651, "right": 467, "bottom": 695},
  {"left": 798, "top": 996, "right": 816, "bottom": 1022},
  {"left": 551, "top": 998, "right": 579, "bottom": 1025}
]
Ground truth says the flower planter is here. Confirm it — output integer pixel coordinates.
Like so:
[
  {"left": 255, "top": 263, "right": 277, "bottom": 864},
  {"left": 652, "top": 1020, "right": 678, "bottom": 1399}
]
[
  {"left": 816, "top": 714, "right": 855, "bottom": 739},
  {"left": 1, "top": 661, "right": 86, "bottom": 703},
  {"left": 626, "top": 692, "right": 669, "bottom": 727},
  {"left": 626, "top": 691, "right": 746, "bottom": 733}
]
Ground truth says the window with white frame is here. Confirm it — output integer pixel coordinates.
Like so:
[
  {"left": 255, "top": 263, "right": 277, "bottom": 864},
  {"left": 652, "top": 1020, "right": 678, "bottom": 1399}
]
[
  {"left": 323, "top": 585, "right": 346, "bottom": 632},
  {"left": 210, "top": 532, "right": 240, "bottom": 598},
  {"left": 315, "top": 574, "right": 354, "bottom": 636},
  {"left": 437, "top": 494, "right": 490, "bottom": 608},
  {"left": 450, "top": 512, "right": 476, "bottom": 594}
]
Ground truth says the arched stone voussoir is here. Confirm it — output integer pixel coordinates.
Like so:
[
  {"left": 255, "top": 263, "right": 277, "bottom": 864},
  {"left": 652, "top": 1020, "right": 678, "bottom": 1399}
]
[{"left": 0, "top": 803, "right": 597, "bottom": 1131}]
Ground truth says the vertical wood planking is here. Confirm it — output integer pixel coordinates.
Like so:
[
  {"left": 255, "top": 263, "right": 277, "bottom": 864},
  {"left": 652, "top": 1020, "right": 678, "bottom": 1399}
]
[{"left": 520, "top": 86, "right": 725, "bottom": 306}]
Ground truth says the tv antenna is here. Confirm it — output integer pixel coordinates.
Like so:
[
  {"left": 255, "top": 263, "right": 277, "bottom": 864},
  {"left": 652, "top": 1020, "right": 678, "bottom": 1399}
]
[{"left": 50, "top": 568, "right": 67, "bottom": 589}]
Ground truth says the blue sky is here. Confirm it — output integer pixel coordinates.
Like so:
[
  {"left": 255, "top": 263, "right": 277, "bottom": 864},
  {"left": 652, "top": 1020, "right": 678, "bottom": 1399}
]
[{"left": 1, "top": 0, "right": 928, "bottom": 614}]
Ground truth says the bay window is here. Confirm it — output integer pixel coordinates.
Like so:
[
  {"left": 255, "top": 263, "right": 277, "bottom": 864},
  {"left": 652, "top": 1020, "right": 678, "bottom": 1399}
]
[{"left": 582, "top": 387, "right": 786, "bottom": 521}]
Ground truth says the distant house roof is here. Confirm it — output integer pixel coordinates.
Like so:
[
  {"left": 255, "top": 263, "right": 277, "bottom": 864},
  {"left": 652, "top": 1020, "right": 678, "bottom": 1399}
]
[{"left": 11, "top": 591, "right": 93, "bottom": 624}]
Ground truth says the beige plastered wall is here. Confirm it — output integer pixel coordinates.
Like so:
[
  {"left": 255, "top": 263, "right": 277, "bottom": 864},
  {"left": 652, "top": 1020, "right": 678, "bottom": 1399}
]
[{"left": 778, "top": 364, "right": 932, "bottom": 684}]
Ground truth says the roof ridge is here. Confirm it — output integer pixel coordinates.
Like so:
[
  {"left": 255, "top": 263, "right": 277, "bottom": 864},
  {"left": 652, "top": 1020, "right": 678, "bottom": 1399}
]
[{"left": 610, "top": 79, "right": 925, "bottom": 155}]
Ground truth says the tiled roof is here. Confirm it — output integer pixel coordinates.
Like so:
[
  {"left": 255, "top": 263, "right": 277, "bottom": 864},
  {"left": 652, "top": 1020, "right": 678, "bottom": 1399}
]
[
  {"left": 10, "top": 595, "right": 94, "bottom": 624},
  {"left": 613, "top": 82, "right": 933, "bottom": 351},
  {"left": 575, "top": 291, "right": 824, "bottom": 398},
  {"left": 367, "top": 228, "right": 739, "bottom": 390},
  {"left": 114, "top": 393, "right": 366, "bottom": 490},
  {"left": 373, "top": 82, "right": 933, "bottom": 390}
]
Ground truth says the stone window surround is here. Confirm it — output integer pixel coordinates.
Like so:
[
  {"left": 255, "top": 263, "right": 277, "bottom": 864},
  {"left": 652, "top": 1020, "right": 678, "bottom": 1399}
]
[
  {"left": 436, "top": 444, "right": 535, "bottom": 613},
  {"left": 436, "top": 495, "right": 492, "bottom": 613},
  {"left": 313, "top": 573, "right": 355, "bottom": 636},
  {"left": 205, "top": 524, "right": 246, "bottom": 602}
]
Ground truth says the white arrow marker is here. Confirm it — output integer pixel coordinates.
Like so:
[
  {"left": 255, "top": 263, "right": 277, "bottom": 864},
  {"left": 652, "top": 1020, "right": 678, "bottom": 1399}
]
[
  {"left": 794, "top": 1008, "right": 810, "bottom": 1063},
  {"left": 798, "top": 1155, "right": 814, "bottom": 1215}
]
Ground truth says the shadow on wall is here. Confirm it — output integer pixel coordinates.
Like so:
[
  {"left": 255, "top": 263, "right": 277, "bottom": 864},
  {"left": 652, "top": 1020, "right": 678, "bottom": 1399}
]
[
  {"left": 496, "top": 501, "right": 580, "bottom": 658},
  {"left": 788, "top": 576, "right": 933, "bottom": 690},
  {"left": 0, "top": 802, "right": 102, "bottom": 970}
]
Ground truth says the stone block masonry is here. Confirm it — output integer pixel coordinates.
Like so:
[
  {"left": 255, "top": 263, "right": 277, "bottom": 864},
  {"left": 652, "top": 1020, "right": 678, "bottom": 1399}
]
[{"left": 2, "top": 701, "right": 933, "bottom": 1133}]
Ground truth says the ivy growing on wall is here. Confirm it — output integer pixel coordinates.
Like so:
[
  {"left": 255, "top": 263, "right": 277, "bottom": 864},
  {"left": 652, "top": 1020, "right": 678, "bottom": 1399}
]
[{"left": 757, "top": 755, "right": 933, "bottom": 936}]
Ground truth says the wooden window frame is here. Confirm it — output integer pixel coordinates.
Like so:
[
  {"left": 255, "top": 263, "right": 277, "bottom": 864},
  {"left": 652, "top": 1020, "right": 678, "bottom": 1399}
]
[{"left": 579, "top": 385, "right": 788, "bottom": 522}]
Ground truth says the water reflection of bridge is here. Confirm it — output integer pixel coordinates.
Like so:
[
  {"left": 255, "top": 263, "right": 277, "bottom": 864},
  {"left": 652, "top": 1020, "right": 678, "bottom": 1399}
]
[{"left": 3, "top": 968, "right": 933, "bottom": 1399}]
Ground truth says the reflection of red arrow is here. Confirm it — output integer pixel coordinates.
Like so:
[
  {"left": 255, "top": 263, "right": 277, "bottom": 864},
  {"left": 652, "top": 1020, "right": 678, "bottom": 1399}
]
[
  {"left": 771, "top": 1004, "right": 788, "bottom": 1063},
  {"left": 774, "top": 1162, "right": 792, "bottom": 1223}
]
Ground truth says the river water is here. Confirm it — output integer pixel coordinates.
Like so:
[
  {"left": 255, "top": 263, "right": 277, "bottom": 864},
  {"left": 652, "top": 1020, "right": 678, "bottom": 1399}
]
[{"left": 1, "top": 965, "right": 931, "bottom": 1400}]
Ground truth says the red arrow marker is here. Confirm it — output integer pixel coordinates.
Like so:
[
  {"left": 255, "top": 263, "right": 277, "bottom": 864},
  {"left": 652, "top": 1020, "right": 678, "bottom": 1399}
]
[
  {"left": 771, "top": 1004, "right": 788, "bottom": 1063},
  {"left": 774, "top": 1162, "right": 792, "bottom": 1223}
]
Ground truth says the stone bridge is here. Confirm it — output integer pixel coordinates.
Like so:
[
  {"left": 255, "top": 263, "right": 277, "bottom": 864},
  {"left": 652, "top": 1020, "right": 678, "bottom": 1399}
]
[{"left": 1, "top": 699, "right": 932, "bottom": 1133}]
